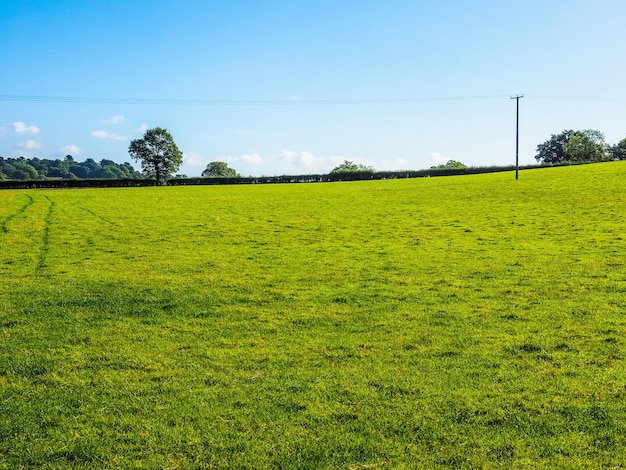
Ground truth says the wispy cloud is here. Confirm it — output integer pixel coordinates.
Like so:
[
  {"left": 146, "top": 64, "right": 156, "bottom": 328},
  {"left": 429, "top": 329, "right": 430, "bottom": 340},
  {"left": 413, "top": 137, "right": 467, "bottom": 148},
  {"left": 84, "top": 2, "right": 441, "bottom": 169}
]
[
  {"left": 222, "top": 150, "right": 364, "bottom": 175},
  {"left": 214, "top": 153, "right": 264, "bottom": 167},
  {"left": 101, "top": 114, "right": 125, "bottom": 124},
  {"left": 136, "top": 123, "right": 149, "bottom": 133},
  {"left": 431, "top": 152, "right": 448, "bottom": 164},
  {"left": 15, "top": 140, "right": 42, "bottom": 151},
  {"left": 60, "top": 144, "right": 81, "bottom": 155},
  {"left": 379, "top": 156, "right": 409, "bottom": 171},
  {"left": 91, "top": 130, "right": 127, "bottom": 142},
  {"left": 279, "top": 150, "right": 316, "bottom": 168},
  {"left": 180, "top": 150, "right": 374, "bottom": 177},
  {"left": 182, "top": 152, "right": 206, "bottom": 168},
  {"left": 395, "top": 157, "right": 408, "bottom": 167},
  {"left": 0, "top": 126, "right": 6, "bottom": 138},
  {"left": 13, "top": 121, "right": 40, "bottom": 135},
  {"left": 240, "top": 153, "right": 263, "bottom": 166},
  {"left": 276, "top": 150, "right": 359, "bottom": 174}
]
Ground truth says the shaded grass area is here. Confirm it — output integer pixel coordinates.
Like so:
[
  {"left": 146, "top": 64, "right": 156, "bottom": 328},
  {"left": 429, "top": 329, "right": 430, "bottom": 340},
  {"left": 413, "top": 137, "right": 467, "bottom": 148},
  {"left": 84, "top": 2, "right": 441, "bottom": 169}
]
[{"left": 1, "top": 162, "right": 625, "bottom": 468}]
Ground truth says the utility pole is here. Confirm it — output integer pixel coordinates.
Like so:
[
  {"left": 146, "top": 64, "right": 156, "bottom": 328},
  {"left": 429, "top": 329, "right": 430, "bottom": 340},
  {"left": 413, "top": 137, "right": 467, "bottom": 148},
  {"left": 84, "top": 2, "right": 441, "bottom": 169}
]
[{"left": 510, "top": 94, "right": 524, "bottom": 180}]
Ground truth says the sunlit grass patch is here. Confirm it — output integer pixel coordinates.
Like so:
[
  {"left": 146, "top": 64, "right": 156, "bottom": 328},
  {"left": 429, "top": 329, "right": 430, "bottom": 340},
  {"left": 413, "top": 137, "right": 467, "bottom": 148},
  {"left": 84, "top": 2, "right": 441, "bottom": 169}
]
[{"left": 1, "top": 162, "right": 625, "bottom": 468}]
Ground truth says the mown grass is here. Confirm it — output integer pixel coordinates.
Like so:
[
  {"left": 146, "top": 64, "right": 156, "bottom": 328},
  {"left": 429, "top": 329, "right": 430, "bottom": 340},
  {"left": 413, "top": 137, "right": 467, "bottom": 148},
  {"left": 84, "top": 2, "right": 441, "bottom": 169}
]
[{"left": 1, "top": 162, "right": 625, "bottom": 468}]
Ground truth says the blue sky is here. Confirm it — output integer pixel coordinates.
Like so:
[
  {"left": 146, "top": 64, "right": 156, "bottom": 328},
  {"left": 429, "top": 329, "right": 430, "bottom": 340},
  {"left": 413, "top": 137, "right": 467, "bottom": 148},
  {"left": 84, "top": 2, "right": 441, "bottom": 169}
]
[{"left": 1, "top": 0, "right": 625, "bottom": 176}]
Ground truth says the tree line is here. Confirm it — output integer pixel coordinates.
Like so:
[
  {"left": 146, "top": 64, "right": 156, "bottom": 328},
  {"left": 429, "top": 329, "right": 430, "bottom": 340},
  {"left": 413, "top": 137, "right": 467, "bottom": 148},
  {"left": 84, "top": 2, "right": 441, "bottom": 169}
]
[
  {"left": 128, "top": 127, "right": 626, "bottom": 183},
  {"left": 2, "top": 126, "right": 625, "bottom": 183},
  {"left": 0, "top": 155, "right": 143, "bottom": 181}
]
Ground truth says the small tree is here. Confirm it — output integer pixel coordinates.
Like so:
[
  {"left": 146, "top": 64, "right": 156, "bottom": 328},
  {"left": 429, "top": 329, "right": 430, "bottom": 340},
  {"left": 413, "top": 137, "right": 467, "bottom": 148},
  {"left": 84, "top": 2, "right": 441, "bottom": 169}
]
[
  {"left": 431, "top": 160, "right": 466, "bottom": 170},
  {"left": 128, "top": 127, "right": 182, "bottom": 184},
  {"left": 202, "top": 161, "right": 240, "bottom": 178},
  {"left": 609, "top": 137, "right": 626, "bottom": 160},
  {"left": 330, "top": 160, "right": 375, "bottom": 174}
]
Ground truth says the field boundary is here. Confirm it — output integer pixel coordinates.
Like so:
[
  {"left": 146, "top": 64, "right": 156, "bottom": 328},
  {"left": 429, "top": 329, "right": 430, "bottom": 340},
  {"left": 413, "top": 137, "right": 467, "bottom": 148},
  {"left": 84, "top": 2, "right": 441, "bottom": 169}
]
[{"left": 0, "top": 160, "right": 614, "bottom": 190}]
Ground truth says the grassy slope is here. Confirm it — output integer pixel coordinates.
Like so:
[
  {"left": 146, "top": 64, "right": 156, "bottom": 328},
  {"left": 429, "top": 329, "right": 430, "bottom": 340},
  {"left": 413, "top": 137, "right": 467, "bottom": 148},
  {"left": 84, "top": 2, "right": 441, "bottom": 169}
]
[{"left": 1, "top": 162, "right": 625, "bottom": 468}]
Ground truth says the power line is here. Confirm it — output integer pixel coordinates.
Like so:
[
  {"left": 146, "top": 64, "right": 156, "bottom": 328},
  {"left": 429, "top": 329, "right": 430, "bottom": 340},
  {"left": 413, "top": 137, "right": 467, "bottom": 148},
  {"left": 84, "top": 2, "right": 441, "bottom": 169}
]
[
  {"left": 528, "top": 94, "right": 625, "bottom": 102},
  {"left": 1, "top": 93, "right": 622, "bottom": 106},
  {"left": 0, "top": 94, "right": 510, "bottom": 106}
]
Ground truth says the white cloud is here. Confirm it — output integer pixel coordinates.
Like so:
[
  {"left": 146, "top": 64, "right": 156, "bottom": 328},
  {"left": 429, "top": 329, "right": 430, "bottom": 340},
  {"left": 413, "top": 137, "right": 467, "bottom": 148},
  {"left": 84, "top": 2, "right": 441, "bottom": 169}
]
[
  {"left": 183, "top": 152, "right": 206, "bottom": 168},
  {"left": 101, "top": 114, "right": 124, "bottom": 124},
  {"left": 15, "top": 140, "right": 42, "bottom": 150},
  {"left": 136, "top": 123, "right": 149, "bottom": 133},
  {"left": 240, "top": 153, "right": 263, "bottom": 166},
  {"left": 60, "top": 144, "right": 81, "bottom": 155},
  {"left": 275, "top": 150, "right": 358, "bottom": 174},
  {"left": 279, "top": 150, "right": 316, "bottom": 167},
  {"left": 393, "top": 157, "right": 408, "bottom": 168},
  {"left": 13, "top": 121, "right": 40, "bottom": 135},
  {"left": 378, "top": 157, "right": 410, "bottom": 171},
  {"left": 328, "top": 156, "right": 347, "bottom": 168},
  {"left": 212, "top": 153, "right": 264, "bottom": 166},
  {"left": 431, "top": 152, "right": 448, "bottom": 164},
  {"left": 91, "top": 130, "right": 127, "bottom": 142},
  {"left": 180, "top": 153, "right": 261, "bottom": 177},
  {"left": 179, "top": 150, "right": 371, "bottom": 177}
]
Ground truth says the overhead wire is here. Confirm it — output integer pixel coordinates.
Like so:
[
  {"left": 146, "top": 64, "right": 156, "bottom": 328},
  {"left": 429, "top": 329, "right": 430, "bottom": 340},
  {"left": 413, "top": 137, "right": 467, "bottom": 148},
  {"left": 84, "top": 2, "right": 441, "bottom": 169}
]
[
  {"left": 1, "top": 94, "right": 622, "bottom": 107},
  {"left": 0, "top": 94, "right": 512, "bottom": 106}
]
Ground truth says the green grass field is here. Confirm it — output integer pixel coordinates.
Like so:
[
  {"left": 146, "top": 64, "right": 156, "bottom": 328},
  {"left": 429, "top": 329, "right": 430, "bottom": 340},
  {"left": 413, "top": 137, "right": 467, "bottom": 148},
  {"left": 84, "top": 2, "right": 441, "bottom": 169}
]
[{"left": 1, "top": 162, "right": 625, "bottom": 468}]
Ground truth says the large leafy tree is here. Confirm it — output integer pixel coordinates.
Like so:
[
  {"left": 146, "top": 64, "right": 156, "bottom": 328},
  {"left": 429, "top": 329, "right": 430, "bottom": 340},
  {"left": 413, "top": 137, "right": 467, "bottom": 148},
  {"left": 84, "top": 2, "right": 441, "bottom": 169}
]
[
  {"left": 535, "top": 130, "right": 575, "bottom": 164},
  {"left": 563, "top": 130, "right": 607, "bottom": 162},
  {"left": 128, "top": 127, "right": 182, "bottom": 184},
  {"left": 535, "top": 129, "right": 607, "bottom": 164},
  {"left": 202, "top": 161, "right": 240, "bottom": 178}
]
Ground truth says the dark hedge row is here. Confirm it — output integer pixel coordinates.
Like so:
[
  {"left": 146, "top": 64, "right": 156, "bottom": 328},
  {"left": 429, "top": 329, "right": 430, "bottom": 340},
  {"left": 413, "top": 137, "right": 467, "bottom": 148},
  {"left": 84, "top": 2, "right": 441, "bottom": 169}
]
[
  {"left": 168, "top": 165, "right": 535, "bottom": 186},
  {"left": 0, "top": 163, "right": 557, "bottom": 190}
]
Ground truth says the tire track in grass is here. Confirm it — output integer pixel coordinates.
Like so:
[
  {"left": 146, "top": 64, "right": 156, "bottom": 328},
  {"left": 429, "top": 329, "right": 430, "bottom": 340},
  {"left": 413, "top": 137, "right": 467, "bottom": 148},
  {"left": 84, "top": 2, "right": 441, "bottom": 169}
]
[
  {"left": 37, "top": 196, "right": 55, "bottom": 270},
  {"left": 0, "top": 194, "right": 34, "bottom": 233},
  {"left": 79, "top": 206, "right": 119, "bottom": 226}
]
